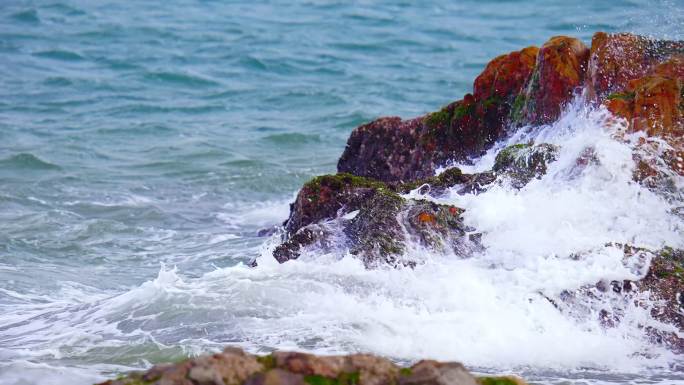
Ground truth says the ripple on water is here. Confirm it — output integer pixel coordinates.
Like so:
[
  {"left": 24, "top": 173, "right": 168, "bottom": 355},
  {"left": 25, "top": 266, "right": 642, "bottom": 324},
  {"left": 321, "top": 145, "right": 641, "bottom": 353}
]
[
  {"left": 33, "top": 50, "right": 85, "bottom": 62},
  {"left": 10, "top": 9, "right": 40, "bottom": 24},
  {"left": 0, "top": 154, "right": 61, "bottom": 171},
  {"left": 142, "top": 71, "right": 221, "bottom": 88}
]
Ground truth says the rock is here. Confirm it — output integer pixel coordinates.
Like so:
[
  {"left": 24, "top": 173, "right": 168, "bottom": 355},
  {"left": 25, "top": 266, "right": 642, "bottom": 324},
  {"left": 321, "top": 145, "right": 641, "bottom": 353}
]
[
  {"left": 275, "top": 141, "right": 561, "bottom": 266},
  {"left": 638, "top": 247, "right": 684, "bottom": 352},
  {"left": 336, "top": 116, "right": 428, "bottom": 183},
  {"left": 477, "top": 377, "right": 527, "bottom": 385},
  {"left": 338, "top": 47, "right": 539, "bottom": 183},
  {"left": 473, "top": 47, "right": 540, "bottom": 102},
  {"left": 343, "top": 191, "right": 407, "bottom": 266},
  {"left": 283, "top": 174, "right": 387, "bottom": 236},
  {"left": 274, "top": 173, "right": 476, "bottom": 267},
  {"left": 399, "top": 360, "right": 477, "bottom": 385},
  {"left": 397, "top": 167, "right": 495, "bottom": 197},
  {"left": 604, "top": 54, "right": 684, "bottom": 177},
  {"left": 99, "top": 347, "right": 519, "bottom": 385},
  {"left": 517, "top": 36, "right": 589, "bottom": 125},
  {"left": 244, "top": 369, "right": 304, "bottom": 385},
  {"left": 587, "top": 32, "right": 684, "bottom": 101},
  {"left": 273, "top": 226, "right": 325, "bottom": 263},
  {"left": 492, "top": 143, "right": 559, "bottom": 188}
]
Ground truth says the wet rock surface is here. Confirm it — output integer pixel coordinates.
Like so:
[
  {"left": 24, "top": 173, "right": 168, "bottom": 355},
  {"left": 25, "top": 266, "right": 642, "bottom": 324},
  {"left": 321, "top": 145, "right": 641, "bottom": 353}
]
[
  {"left": 517, "top": 36, "right": 589, "bottom": 126},
  {"left": 274, "top": 174, "right": 477, "bottom": 267},
  {"left": 268, "top": 31, "right": 684, "bottom": 353},
  {"left": 98, "top": 347, "right": 525, "bottom": 385},
  {"left": 337, "top": 46, "right": 539, "bottom": 183}
]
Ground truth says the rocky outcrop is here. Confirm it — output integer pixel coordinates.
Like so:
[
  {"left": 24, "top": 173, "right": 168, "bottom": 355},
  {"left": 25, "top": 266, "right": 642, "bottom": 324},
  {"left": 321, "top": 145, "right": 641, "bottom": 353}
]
[
  {"left": 492, "top": 143, "right": 559, "bottom": 188},
  {"left": 267, "top": 32, "right": 684, "bottom": 352},
  {"left": 98, "top": 347, "right": 526, "bottom": 385},
  {"left": 337, "top": 46, "right": 539, "bottom": 183},
  {"left": 584, "top": 32, "right": 683, "bottom": 181},
  {"left": 603, "top": 54, "right": 684, "bottom": 177},
  {"left": 275, "top": 32, "right": 683, "bottom": 269},
  {"left": 274, "top": 172, "right": 477, "bottom": 267}
]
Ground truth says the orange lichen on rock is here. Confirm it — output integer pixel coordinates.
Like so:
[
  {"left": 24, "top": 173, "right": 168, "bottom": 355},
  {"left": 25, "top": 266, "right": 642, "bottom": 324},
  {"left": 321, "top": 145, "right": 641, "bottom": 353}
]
[
  {"left": 473, "top": 46, "right": 539, "bottom": 101},
  {"left": 417, "top": 212, "right": 436, "bottom": 224},
  {"left": 588, "top": 32, "right": 684, "bottom": 101},
  {"left": 519, "top": 36, "right": 589, "bottom": 125}
]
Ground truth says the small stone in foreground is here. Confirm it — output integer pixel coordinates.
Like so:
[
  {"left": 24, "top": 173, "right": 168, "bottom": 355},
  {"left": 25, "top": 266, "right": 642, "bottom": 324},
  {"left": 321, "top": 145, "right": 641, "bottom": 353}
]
[{"left": 97, "top": 347, "right": 527, "bottom": 385}]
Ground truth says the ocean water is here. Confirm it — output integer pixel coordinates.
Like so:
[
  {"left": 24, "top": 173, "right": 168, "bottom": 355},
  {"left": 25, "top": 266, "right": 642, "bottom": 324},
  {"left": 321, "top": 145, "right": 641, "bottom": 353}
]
[{"left": 1, "top": 1, "right": 684, "bottom": 384}]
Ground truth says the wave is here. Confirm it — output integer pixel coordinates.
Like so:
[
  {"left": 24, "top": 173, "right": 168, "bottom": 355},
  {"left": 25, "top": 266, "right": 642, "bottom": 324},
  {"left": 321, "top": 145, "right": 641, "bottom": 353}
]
[
  {"left": 142, "top": 71, "right": 221, "bottom": 88},
  {"left": 0, "top": 153, "right": 61, "bottom": 171}
]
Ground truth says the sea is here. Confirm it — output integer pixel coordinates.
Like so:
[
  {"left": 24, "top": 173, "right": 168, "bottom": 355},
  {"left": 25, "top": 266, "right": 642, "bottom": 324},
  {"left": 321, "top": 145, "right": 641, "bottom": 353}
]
[{"left": 1, "top": 1, "right": 683, "bottom": 384}]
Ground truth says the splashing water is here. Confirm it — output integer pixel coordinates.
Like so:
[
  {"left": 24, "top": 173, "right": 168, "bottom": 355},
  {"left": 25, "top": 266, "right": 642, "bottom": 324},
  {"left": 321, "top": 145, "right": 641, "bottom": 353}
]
[{"left": 2, "top": 96, "right": 683, "bottom": 384}]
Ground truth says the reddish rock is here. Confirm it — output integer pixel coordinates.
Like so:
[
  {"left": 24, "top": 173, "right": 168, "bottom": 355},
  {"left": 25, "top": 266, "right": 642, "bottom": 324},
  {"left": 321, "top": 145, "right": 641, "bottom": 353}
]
[
  {"left": 604, "top": 55, "right": 683, "bottom": 176},
  {"left": 587, "top": 32, "right": 684, "bottom": 101},
  {"left": 518, "top": 36, "right": 589, "bottom": 125},
  {"left": 473, "top": 46, "right": 539, "bottom": 101},
  {"left": 338, "top": 46, "right": 539, "bottom": 183},
  {"left": 283, "top": 174, "right": 385, "bottom": 236},
  {"left": 99, "top": 347, "right": 510, "bottom": 385},
  {"left": 336, "top": 116, "right": 428, "bottom": 183}
]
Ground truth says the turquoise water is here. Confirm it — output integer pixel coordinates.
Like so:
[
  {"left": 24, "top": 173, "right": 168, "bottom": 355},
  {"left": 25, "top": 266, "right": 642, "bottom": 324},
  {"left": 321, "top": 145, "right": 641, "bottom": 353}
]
[{"left": 1, "top": 1, "right": 683, "bottom": 384}]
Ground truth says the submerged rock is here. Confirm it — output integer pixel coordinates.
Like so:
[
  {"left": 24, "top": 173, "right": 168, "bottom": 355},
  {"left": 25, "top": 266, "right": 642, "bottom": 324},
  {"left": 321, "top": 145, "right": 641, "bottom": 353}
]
[
  {"left": 98, "top": 347, "right": 525, "bottom": 385},
  {"left": 558, "top": 245, "right": 684, "bottom": 353},
  {"left": 639, "top": 247, "right": 684, "bottom": 351},
  {"left": 492, "top": 143, "right": 559, "bottom": 188}
]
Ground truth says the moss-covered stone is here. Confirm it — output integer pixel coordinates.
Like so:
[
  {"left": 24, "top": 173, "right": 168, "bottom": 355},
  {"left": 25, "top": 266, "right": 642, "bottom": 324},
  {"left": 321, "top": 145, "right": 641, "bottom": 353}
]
[
  {"left": 424, "top": 107, "right": 452, "bottom": 130},
  {"left": 493, "top": 143, "right": 559, "bottom": 188},
  {"left": 605, "top": 91, "right": 636, "bottom": 101},
  {"left": 509, "top": 93, "right": 526, "bottom": 123},
  {"left": 256, "top": 354, "right": 277, "bottom": 370},
  {"left": 284, "top": 173, "right": 392, "bottom": 237},
  {"left": 399, "top": 368, "right": 413, "bottom": 377},
  {"left": 478, "top": 376, "right": 526, "bottom": 385}
]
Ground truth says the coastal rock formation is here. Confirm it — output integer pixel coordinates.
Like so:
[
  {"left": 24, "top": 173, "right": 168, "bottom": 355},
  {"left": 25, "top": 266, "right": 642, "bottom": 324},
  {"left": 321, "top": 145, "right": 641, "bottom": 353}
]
[
  {"left": 337, "top": 46, "right": 539, "bottom": 183},
  {"left": 587, "top": 32, "right": 684, "bottom": 101},
  {"left": 98, "top": 347, "right": 526, "bottom": 385},
  {"left": 603, "top": 54, "right": 684, "bottom": 177},
  {"left": 268, "top": 32, "right": 684, "bottom": 352},
  {"left": 284, "top": 32, "right": 683, "bottom": 269},
  {"left": 274, "top": 141, "right": 560, "bottom": 266},
  {"left": 274, "top": 172, "right": 478, "bottom": 267}
]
